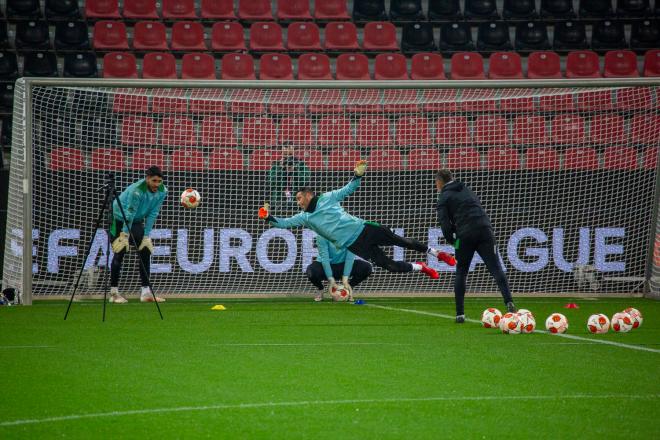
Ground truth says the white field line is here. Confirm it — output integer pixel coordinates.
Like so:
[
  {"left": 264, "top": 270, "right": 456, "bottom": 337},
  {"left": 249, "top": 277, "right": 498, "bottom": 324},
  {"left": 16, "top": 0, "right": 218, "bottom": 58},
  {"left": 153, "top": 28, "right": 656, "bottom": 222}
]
[
  {"left": 210, "top": 343, "right": 419, "bottom": 347},
  {"left": 366, "top": 304, "right": 660, "bottom": 354},
  {"left": 2, "top": 394, "right": 659, "bottom": 428}
]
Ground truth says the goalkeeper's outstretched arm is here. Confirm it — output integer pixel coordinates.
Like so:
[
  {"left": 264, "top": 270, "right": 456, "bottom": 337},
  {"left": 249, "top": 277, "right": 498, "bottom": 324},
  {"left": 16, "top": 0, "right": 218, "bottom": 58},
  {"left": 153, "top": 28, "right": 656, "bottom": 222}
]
[
  {"left": 258, "top": 203, "right": 306, "bottom": 229},
  {"left": 325, "top": 160, "right": 367, "bottom": 203}
]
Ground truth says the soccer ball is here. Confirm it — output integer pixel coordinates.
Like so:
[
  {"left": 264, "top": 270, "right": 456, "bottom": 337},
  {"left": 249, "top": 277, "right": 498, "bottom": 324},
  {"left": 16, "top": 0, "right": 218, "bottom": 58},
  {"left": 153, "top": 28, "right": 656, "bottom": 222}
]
[
  {"left": 330, "top": 285, "right": 350, "bottom": 302},
  {"left": 518, "top": 308, "right": 534, "bottom": 318},
  {"left": 481, "top": 308, "right": 502, "bottom": 328},
  {"left": 519, "top": 313, "right": 536, "bottom": 334},
  {"left": 623, "top": 307, "right": 643, "bottom": 329},
  {"left": 587, "top": 314, "right": 610, "bottom": 334},
  {"left": 500, "top": 312, "right": 522, "bottom": 334},
  {"left": 611, "top": 312, "right": 633, "bottom": 333},
  {"left": 180, "top": 188, "right": 201, "bottom": 209},
  {"left": 545, "top": 313, "right": 568, "bottom": 334}
]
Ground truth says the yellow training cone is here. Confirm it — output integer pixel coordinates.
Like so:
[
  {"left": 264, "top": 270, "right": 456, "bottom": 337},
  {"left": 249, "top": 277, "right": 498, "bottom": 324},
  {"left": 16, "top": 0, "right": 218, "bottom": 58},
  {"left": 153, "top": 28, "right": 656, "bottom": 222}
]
[{"left": 211, "top": 305, "right": 226, "bottom": 311}]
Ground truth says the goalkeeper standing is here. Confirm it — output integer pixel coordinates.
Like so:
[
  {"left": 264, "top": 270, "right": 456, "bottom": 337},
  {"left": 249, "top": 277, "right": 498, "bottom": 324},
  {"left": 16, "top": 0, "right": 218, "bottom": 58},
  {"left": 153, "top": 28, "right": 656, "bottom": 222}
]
[
  {"left": 109, "top": 166, "right": 167, "bottom": 304},
  {"left": 435, "top": 170, "right": 516, "bottom": 323}
]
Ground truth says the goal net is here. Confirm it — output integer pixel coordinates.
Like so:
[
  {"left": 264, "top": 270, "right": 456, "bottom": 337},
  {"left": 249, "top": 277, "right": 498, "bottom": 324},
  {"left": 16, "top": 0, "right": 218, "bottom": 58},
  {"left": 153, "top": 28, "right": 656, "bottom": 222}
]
[{"left": 3, "top": 79, "right": 660, "bottom": 303}]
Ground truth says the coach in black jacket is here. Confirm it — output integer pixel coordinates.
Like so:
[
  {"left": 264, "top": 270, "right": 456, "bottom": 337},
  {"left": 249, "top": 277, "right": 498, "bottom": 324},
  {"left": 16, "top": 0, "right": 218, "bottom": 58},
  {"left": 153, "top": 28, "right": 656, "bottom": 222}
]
[{"left": 435, "top": 170, "right": 516, "bottom": 323}]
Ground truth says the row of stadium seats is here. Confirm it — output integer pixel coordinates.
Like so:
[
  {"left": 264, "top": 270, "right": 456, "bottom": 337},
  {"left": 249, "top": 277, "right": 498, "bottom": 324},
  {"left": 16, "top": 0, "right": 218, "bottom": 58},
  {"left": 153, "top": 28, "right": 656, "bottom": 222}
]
[{"left": 47, "top": 145, "right": 659, "bottom": 171}]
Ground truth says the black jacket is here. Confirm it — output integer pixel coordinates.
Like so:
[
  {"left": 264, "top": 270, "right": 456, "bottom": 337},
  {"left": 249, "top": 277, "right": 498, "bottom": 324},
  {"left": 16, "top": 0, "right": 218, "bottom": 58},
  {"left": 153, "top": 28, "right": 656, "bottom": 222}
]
[{"left": 436, "top": 181, "right": 492, "bottom": 244}]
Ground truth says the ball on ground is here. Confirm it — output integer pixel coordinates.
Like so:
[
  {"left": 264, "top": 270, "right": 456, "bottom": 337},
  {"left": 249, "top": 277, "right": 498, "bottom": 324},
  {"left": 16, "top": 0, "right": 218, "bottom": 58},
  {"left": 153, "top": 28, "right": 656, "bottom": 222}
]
[
  {"left": 481, "top": 308, "right": 502, "bottom": 328},
  {"left": 545, "top": 313, "right": 568, "bottom": 334},
  {"left": 587, "top": 314, "right": 610, "bottom": 334}
]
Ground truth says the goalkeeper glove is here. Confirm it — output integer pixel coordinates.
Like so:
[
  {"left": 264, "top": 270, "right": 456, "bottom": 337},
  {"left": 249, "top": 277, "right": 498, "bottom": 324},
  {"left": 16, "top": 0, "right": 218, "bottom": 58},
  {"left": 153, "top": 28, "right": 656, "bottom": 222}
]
[
  {"left": 111, "top": 232, "right": 129, "bottom": 254},
  {"left": 138, "top": 237, "right": 154, "bottom": 253},
  {"left": 354, "top": 160, "right": 367, "bottom": 177},
  {"left": 327, "top": 277, "right": 339, "bottom": 297},
  {"left": 341, "top": 276, "right": 353, "bottom": 298},
  {"left": 258, "top": 202, "right": 271, "bottom": 220}
]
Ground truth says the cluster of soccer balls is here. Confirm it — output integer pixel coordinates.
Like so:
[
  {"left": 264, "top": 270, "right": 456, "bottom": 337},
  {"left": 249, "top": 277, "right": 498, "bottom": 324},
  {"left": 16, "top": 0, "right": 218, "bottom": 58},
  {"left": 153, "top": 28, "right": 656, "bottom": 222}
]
[
  {"left": 482, "top": 308, "right": 539, "bottom": 334},
  {"left": 586, "top": 308, "right": 643, "bottom": 334}
]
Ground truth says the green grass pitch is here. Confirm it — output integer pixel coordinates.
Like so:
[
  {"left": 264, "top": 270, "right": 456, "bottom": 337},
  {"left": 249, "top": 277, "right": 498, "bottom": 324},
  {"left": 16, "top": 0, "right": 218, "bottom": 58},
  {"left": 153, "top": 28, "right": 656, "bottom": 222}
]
[{"left": 0, "top": 297, "right": 659, "bottom": 439}]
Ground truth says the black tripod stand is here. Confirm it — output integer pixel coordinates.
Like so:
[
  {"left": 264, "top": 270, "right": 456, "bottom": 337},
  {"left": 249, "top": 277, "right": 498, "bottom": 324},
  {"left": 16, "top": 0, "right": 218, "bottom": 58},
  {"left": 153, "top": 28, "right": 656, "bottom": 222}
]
[{"left": 64, "top": 173, "right": 164, "bottom": 321}]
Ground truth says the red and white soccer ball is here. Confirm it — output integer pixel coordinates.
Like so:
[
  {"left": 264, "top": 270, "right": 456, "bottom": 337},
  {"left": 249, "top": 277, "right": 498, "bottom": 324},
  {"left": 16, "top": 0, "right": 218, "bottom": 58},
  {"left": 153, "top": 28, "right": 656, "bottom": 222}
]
[
  {"left": 180, "top": 188, "right": 201, "bottom": 209},
  {"left": 587, "top": 314, "right": 610, "bottom": 334},
  {"left": 611, "top": 312, "right": 633, "bottom": 333},
  {"left": 481, "top": 308, "right": 502, "bottom": 328},
  {"left": 500, "top": 312, "right": 522, "bottom": 334},
  {"left": 623, "top": 307, "right": 643, "bottom": 329},
  {"left": 545, "top": 313, "right": 568, "bottom": 334},
  {"left": 518, "top": 312, "right": 536, "bottom": 334},
  {"left": 330, "top": 285, "right": 350, "bottom": 302}
]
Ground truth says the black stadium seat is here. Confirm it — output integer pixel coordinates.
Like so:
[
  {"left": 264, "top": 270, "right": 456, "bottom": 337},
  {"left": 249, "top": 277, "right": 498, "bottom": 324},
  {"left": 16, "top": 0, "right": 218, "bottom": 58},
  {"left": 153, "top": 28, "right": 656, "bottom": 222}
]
[
  {"left": 477, "top": 22, "right": 512, "bottom": 51},
  {"left": 7, "top": 0, "right": 42, "bottom": 19},
  {"left": 54, "top": 21, "right": 90, "bottom": 51},
  {"left": 591, "top": 20, "right": 627, "bottom": 50},
  {"left": 440, "top": 22, "right": 475, "bottom": 52},
  {"left": 23, "top": 52, "right": 58, "bottom": 77},
  {"left": 15, "top": 21, "right": 50, "bottom": 50},
  {"left": 617, "top": 0, "right": 651, "bottom": 17},
  {"left": 465, "top": 0, "right": 499, "bottom": 19},
  {"left": 553, "top": 21, "right": 587, "bottom": 50},
  {"left": 579, "top": 0, "right": 613, "bottom": 17},
  {"left": 353, "top": 0, "right": 387, "bottom": 21},
  {"left": 390, "top": 0, "right": 425, "bottom": 20},
  {"left": 401, "top": 22, "right": 436, "bottom": 52},
  {"left": 631, "top": 20, "right": 660, "bottom": 49},
  {"left": 540, "top": 0, "right": 576, "bottom": 18},
  {"left": 0, "top": 52, "right": 19, "bottom": 80},
  {"left": 63, "top": 52, "right": 98, "bottom": 78},
  {"left": 503, "top": 0, "right": 538, "bottom": 19},
  {"left": 45, "top": 0, "right": 80, "bottom": 19},
  {"left": 429, "top": 0, "right": 462, "bottom": 20},
  {"left": 515, "top": 22, "right": 551, "bottom": 51}
]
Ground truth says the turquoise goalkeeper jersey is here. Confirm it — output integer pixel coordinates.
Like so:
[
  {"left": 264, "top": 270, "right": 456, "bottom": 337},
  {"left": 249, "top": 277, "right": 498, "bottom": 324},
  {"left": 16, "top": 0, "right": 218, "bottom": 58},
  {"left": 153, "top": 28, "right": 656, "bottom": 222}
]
[
  {"left": 112, "top": 178, "right": 167, "bottom": 235},
  {"left": 316, "top": 235, "right": 356, "bottom": 279},
  {"left": 268, "top": 178, "right": 366, "bottom": 249}
]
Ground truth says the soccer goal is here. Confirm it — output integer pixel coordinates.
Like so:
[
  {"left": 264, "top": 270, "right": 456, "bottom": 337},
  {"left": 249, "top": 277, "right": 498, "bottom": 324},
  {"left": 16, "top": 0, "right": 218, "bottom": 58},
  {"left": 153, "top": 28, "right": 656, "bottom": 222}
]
[{"left": 2, "top": 78, "right": 660, "bottom": 304}]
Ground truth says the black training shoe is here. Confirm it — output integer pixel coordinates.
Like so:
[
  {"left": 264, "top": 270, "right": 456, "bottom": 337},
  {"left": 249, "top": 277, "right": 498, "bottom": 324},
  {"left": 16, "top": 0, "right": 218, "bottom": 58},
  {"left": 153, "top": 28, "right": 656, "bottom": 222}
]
[
  {"left": 506, "top": 302, "right": 517, "bottom": 313},
  {"left": 455, "top": 315, "right": 465, "bottom": 324}
]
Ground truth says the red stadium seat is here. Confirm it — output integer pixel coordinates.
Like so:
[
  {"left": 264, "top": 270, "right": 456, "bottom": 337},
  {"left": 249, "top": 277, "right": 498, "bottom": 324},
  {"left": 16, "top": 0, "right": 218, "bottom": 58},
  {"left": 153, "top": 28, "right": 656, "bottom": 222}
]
[
  {"left": 525, "top": 147, "right": 559, "bottom": 170},
  {"left": 259, "top": 53, "right": 293, "bottom": 80},
  {"left": 603, "top": 146, "right": 638, "bottom": 170},
  {"left": 551, "top": 115, "right": 586, "bottom": 145},
  {"left": 211, "top": 22, "right": 246, "bottom": 51},
  {"left": 450, "top": 52, "right": 485, "bottom": 80},
  {"left": 631, "top": 115, "right": 660, "bottom": 145},
  {"left": 488, "top": 52, "right": 523, "bottom": 79},
  {"left": 200, "top": 116, "right": 237, "bottom": 146},
  {"left": 538, "top": 93, "right": 575, "bottom": 112},
  {"left": 324, "top": 22, "right": 359, "bottom": 50},
  {"left": 91, "top": 148, "right": 124, "bottom": 171},
  {"left": 209, "top": 148, "right": 244, "bottom": 170},
  {"left": 460, "top": 89, "right": 497, "bottom": 112},
  {"left": 151, "top": 88, "right": 187, "bottom": 113},
  {"left": 93, "top": 21, "right": 128, "bottom": 50},
  {"left": 227, "top": 89, "right": 264, "bottom": 114},
  {"left": 486, "top": 147, "right": 521, "bottom": 170},
  {"left": 249, "top": 149, "right": 281, "bottom": 171},
  {"left": 473, "top": 115, "right": 509, "bottom": 145},
  {"left": 512, "top": 115, "right": 549, "bottom": 145},
  {"left": 499, "top": 89, "right": 535, "bottom": 112},
  {"left": 86, "top": 0, "right": 120, "bottom": 19},
  {"left": 295, "top": 149, "right": 324, "bottom": 170},
  {"left": 181, "top": 53, "right": 216, "bottom": 79},
  {"left": 446, "top": 147, "right": 481, "bottom": 169},
  {"left": 345, "top": 89, "right": 381, "bottom": 113},
  {"left": 287, "top": 22, "right": 321, "bottom": 51},
  {"left": 170, "top": 148, "right": 205, "bottom": 171},
  {"left": 131, "top": 148, "right": 164, "bottom": 170},
  {"left": 421, "top": 89, "right": 458, "bottom": 112},
  {"left": 142, "top": 52, "right": 177, "bottom": 79},
  {"left": 103, "top": 52, "right": 137, "bottom": 78},
  {"left": 171, "top": 21, "right": 207, "bottom": 51},
  {"left": 436, "top": 116, "right": 471, "bottom": 145},
  {"left": 268, "top": 89, "right": 306, "bottom": 115},
  {"left": 411, "top": 53, "right": 445, "bottom": 80},
  {"left": 604, "top": 50, "right": 639, "bottom": 77},
  {"left": 49, "top": 147, "right": 84, "bottom": 171},
  {"left": 201, "top": 0, "right": 236, "bottom": 19},
  {"left": 189, "top": 90, "right": 226, "bottom": 114},
  {"left": 374, "top": 53, "right": 409, "bottom": 80},
  {"left": 408, "top": 148, "right": 441, "bottom": 170},
  {"left": 297, "top": 53, "right": 332, "bottom": 79},
  {"left": 317, "top": 116, "right": 354, "bottom": 145},
  {"left": 643, "top": 147, "right": 658, "bottom": 169},
  {"left": 576, "top": 90, "right": 614, "bottom": 111},
  {"left": 112, "top": 89, "right": 149, "bottom": 113},
  {"left": 278, "top": 117, "right": 313, "bottom": 145},
  {"left": 132, "top": 21, "right": 168, "bottom": 51},
  {"left": 121, "top": 116, "right": 156, "bottom": 145},
  {"left": 242, "top": 117, "right": 277, "bottom": 147},
  {"left": 123, "top": 0, "right": 158, "bottom": 19},
  {"left": 336, "top": 53, "right": 370, "bottom": 80},
  {"left": 238, "top": 0, "right": 273, "bottom": 20},
  {"left": 563, "top": 147, "right": 599, "bottom": 170},
  {"left": 162, "top": 0, "right": 197, "bottom": 19},
  {"left": 328, "top": 148, "right": 361, "bottom": 170},
  {"left": 314, "top": 0, "right": 350, "bottom": 19},
  {"left": 221, "top": 54, "right": 256, "bottom": 80},
  {"left": 160, "top": 116, "right": 196, "bottom": 146},
  {"left": 589, "top": 114, "right": 625, "bottom": 145},
  {"left": 308, "top": 89, "right": 343, "bottom": 113},
  {"left": 369, "top": 149, "right": 403, "bottom": 170},
  {"left": 396, "top": 116, "right": 432, "bottom": 146},
  {"left": 527, "top": 51, "right": 562, "bottom": 79},
  {"left": 249, "top": 22, "right": 284, "bottom": 51},
  {"left": 615, "top": 88, "right": 652, "bottom": 111},
  {"left": 566, "top": 50, "right": 601, "bottom": 78},
  {"left": 277, "top": 0, "right": 312, "bottom": 20},
  {"left": 363, "top": 22, "right": 398, "bottom": 51},
  {"left": 383, "top": 90, "right": 418, "bottom": 113},
  {"left": 643, "top": 50, "right": 660, "bottom": 77},
  {"left": 356, "top": 116, "right": 392, "bottom": 147}
]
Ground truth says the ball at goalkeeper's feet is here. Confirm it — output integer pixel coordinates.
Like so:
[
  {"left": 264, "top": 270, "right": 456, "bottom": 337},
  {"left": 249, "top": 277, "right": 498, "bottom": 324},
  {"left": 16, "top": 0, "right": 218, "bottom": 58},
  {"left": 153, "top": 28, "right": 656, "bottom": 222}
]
[
  {"left": 181, "top": 188, "right": 201, "bottom": 209},
  {"left": 331, "top": 285, "right": 350, "bottom": 302}
]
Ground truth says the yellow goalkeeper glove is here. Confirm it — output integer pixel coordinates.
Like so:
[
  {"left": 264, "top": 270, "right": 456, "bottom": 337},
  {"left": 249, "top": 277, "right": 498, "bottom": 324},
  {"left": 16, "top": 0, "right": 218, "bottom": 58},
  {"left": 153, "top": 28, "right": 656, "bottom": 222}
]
[
  {"left": 138, "top": 237, "right": 154, "bottom": 253},
  {"left": 111, "top": 232, "right": 129, "bottom": 254},
  {"left": 354, "top": 160, "right": 367, "bottom": 177}
]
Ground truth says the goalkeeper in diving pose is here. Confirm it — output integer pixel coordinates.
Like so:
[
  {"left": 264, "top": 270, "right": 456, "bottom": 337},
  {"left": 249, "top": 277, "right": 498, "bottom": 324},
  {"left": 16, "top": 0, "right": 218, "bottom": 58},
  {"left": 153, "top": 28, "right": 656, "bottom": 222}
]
[
  {"left": 259, "top": 160, "right": 456, "bottom": 280},
  {"left": 109, "top": 166, "right": 167, "bottom": 304}
]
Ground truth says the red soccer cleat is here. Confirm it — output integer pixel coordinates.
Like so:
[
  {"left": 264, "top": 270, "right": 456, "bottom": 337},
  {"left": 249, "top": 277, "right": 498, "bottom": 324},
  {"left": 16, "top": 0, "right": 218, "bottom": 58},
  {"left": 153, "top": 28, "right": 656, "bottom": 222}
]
[
  {"left": 437, "top": 252, "right": 456, "bottom": 266},
  {"left": 416, "top": 262, "right": 439, "bottom": 279}
]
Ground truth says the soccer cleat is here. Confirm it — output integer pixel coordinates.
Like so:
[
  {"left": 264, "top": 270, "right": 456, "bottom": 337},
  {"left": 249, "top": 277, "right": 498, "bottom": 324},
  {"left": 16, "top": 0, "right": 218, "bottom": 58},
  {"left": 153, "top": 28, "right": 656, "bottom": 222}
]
[
  {"left": 416, "top": 262, "right": 439, "bottom": 279},
  {"left": 506, "top": 301, "right": 517, "bottom": 313},
  {"left": 456, "top": 314, "right": 465, "bottom": 324},
  {"left": 109, "top": 293, "right": 128, "bottom": 304},
  {"left": 437, "top": 251, "right": 457, "bottom": 266},
  {"left": 140, "top": 295, "right": 166, "bottom": 303},
  {"left": 314, "top": 292, "right": 323, "bottom": 302}
]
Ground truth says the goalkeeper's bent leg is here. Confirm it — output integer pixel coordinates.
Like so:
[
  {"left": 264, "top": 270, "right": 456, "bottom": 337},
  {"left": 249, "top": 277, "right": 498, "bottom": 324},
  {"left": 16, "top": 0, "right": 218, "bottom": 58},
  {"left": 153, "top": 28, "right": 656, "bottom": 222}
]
[
  {"left": 349, "top": 260, "right": 373, "bottom": 287},
  {"left": 476, "top": 235, "right": 513, "bottom": 305},
  {"left": 305, "top": 262, "right": 325, "bottom": 290},
  {"left": 110, "top": 249, "right": 126, "bottom": 287}
]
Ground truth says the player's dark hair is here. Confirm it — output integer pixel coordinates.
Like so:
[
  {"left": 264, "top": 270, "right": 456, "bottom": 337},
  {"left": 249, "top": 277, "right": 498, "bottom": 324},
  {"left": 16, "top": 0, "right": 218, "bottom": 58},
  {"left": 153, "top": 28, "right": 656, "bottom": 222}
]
[
  {"left": 435, "top": 169, "right": 453, "bottom": 183},
  {"left": 146, "top": 165, "right": 163, "bottom": 178},
  {"left": 296, "top": 186, "right": 315, "bottom": 196}
]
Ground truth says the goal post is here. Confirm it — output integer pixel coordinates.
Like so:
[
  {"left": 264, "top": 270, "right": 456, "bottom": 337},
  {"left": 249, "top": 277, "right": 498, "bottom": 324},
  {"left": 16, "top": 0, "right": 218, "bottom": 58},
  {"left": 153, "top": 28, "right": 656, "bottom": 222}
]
[{"left": 3, "top": 77, "right": 660, "bottom": 305}]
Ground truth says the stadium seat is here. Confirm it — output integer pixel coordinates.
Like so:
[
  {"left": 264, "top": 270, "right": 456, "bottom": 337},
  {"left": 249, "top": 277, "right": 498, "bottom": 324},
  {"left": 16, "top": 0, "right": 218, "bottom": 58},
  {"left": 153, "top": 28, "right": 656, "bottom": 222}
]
[
  {"left": 170, "top": 148, "right": 205, "bottom": 171},
  {"left": 642, "top": 146, "right": 658, "bottom": 169},
  {"left": 86, "top": 0, "right": 120, "bottom": 19},
  {"left": 345, "top": 89, "right": 381, "bottom": 113},
  {"left": 181, "top": 53, "right": 216, "bottom": 79},
  {"left": 131, "top": 148, "right": 164, "bottom": 170},
  {"left": 308, "top": 89, "right": 343, "bottom": 113},
  {"left": 513, "top": 115, "right": 549, "bottom": 145},
  {"left": 122, "top": 0, "right": 158, "bottom": 19},
  {"left": 566, "top": 51, "right": 601, "bottom": 78},
  {"left": 429, "top": 0, "right": 461, "bottom": 19},
  {"left": 151, "top": 88, "right": 187, "bottom": 113},
  {"left": 201, "top": 0, "right": 235, "bottom": 19},
  {"left": 553, "top": 21, "right": 587, "bottom": 50},
  {"left": 503, "top": 0, "right": 537, "bottom": 18},
  {"left": 328, "top": 148, "right": 361, "bottom": 170},
  {"left": 317, "top": 116, "right": 354, "bottom": 145},
  {"left": 242, "top": 117, "right": 277, "bottom": 147},
  {"left": 631, "top": 115, "right": 660, "bottom": 145},
  {"left": 486, "top": 147, "right": 521, "bottom": 170},
  {"left": 515, "top": 22, "right": 550, "bottom": 51},
  {"left": 248, "top": 149, "right": 280, "bottom": 171},
  {"left": 390, "top": 0, "right": 425, "bottom": 20},
  {"left": 211, "top": 22, "right": 246, "bottom": 51},
  {"left": 615, "top": 88, "right": 652, "bottom": 111},
  {"left": 133, "top": 21, "right": 168, "bottom": 51},
  {"left": 324, "top": 22, "right": 359, "bottom": 50},
  {"left": 162, "top": 0, "right": 197, "bottom": 19},
  {"left": 465, "top": 0, "right": 499, "bottom": 18},
  {"left": 55, "top": 21, "right": 90, "bottom": 50},
  {"left": 112, "top": 89, "right": 148, "bottom": 112},
  {"left": 592, "top": 20, "right": 627, "bottom": 50},
  {"left": 221, "top": 54, "right": 256, "bottom": 80},
  {"left": 0, "top": 83, "right": 14, "bottom": 111},
  {"left": 249, "top": 22, "right": 284, "bottom": 51},
  {"left": 477, "top": 22, "right": 512, "bottom": 51},
  {"left": 353, "top": 0, "right": 387, "bottom": 21},
  {"left": 188, "top": 89, "right": 225, "bottom": 114},
  {"left": 297, "top": 53, "right": 332, "bottom": 79},
  {"left": 450, "top": 52, "right": 485, "bottom": 80},
  {"left": 383, "top": 89, "right": 417, "bottom": 113},
  {"left": 551, "top": 115, "right": 585, "bottom": 145},
  {"left": 410, "top": 53, "right": 445, "bottom": 80},
  {"left": 269, "top": 89, "right": 306, "bottom": 115},
  {"left": 408, "top": 148, "right": 441, "bottom": 170},
  {"left": 15, "top": 20, "right": 50, "bottom": 50},
  {"left": 356, "top": 116, "right": 392, "bottom": 147},
  {"left": 0, "top": 52, "right": 18, "bottom": 80},
  {"left": 93, "top": 21, "right": 128, "bottom": 50},
  {"left": 499, "top": 90, "right": 535, "bottom": 112},
  {"left": 259, "top": 54, "right": 293, "bottom": 80},
  {"left": 287, "top": 22, "right": 321, "bottom": 51},
  {"left": 227, "top": 89, "right": 264, "bottom": 114},
  {"left": 295, "top": 149, "right": 324, "bottom": 170},
  {"left": 603, "top": 146, "right": 637, "bottom": 170},
  {"left": 277, "top": 0, "right": 312, "bottom": 20},
  {"left": 369, "top": 149, "right": 403, "bottom": 170},
  {"left": 49, "top": 147, "right": 84, "bottom": 171},
  {"left": 401, "top": 22, "right": 436, "bottom": 52},
  {"left": 563, "top": 147, "right": 599, "bottom": 170},
  {"left": 579, "top": 0, "right": 612, "bottom": 17},
  {"left": 538, "top": 94, "right": 575, "bottom": 112},
  {"left": 488, "top": 52, "right": 523, "bottom": 79},
  {"left": 461, "top": 89, "right": 498, "bottom": 112},
  {"left": 527, "top": 51, "right": 562, "bottom": 78},
  {"left": 91, "top": 148, "right": 124, "bottom": 171},
  {"left": 473, "top": 115, "right": 509, "bottom": 145},
  {"left": 121, "top": 116, "right": 156, "bottom": 145},
  {"left": 209, "top": 148, "right": 244, "bottom": 171},
  {"left": 160, "top": 116, "right": 197, "bottom": 146},
  {"left": 374, "top": 53, "right": 409, "bottom": 80},
  {"left": 396, "top": 116, "right": 431, "bottom": 146},
  {"left": 278, "top": 117, "right": 313, "bottom": 145},
  {"left": 643, "top": 49, "right": 660, "bottom": 77},
  {"left": 314, "top": 0, "right": 350, "bottom": 19},
  {"left": 142, "top": 52, "right": 177, "bottom": 79},
  {"left": 0, "top": 22, "right": 7, "bottom": 49},
  {"left": 589, "top": 114, "right": 625, "bottom": 145},
  {"left": 336, "top": 53, "right": 370, "bottom": 80},
  {"left": 23, "top": 52, "right": 58, "bottom": 76},
  {"left": 604, "top": 50, "right": 639, "bottom": 78},
  {"left": 363, "top": 22, "right": 398, "bottom": 51},
  {"left": 631, "top": 20, "right": 659, "bottom": 48},
  {"left": 440, "top": 22, "right": 474, "bottom": 52},
  {"left": 436, "top": 116, "right": 470, "bottom": 145},
  {"left": 7, "top": 0, "right": 41, "bottom": 18},
  {"left": 172, "top": 21, "right": 207, "bottom": 51},
  {"left": 200, "top": 116, "right": 237, "bottom": 146},
  {"left": 103, "top": 52, "right": 137, "bottom": 78},
  {"left": 525, "top": 147, "right": 559, "bottom": 170},
  {"left": 446, "top": 147, "right": 481, "bottom": 169},
  {"left": 238, "top": 0, "right": 273, "bottom": 20},
  {"left": 63, "top": 53, "right": 98, "bottom": 77},
  {"left": 576, "top": 89, "right": 613, "bottom": 111},
  {"left": 617, "top": 0, "right": 650, "bottom": 16}
]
